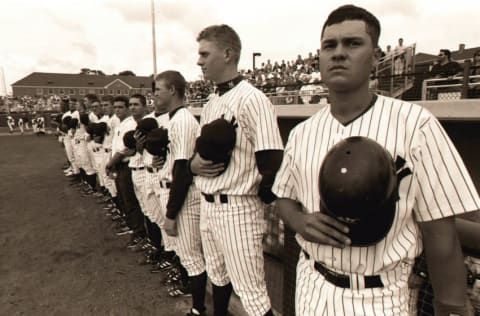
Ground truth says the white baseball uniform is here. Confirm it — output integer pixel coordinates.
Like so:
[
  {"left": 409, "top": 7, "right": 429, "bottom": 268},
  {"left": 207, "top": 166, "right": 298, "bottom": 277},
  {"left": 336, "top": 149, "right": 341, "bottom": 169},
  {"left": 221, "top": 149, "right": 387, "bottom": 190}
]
[
  {"left": 195, "top": 79, "right": 284, "bottom": 316},
  {"left": 101, "top": 114, "right": 120, "bottom": 197},
  {"left": 18, "top": 118, "right": 24, "bottom": 134},
  {"left": 7, "top": 116, "right": 15, "bottom": 132},
  {"left": 272, "top": 94, "right": 480, "bottom": 316},
  {"left": 157, "top": 106, "right": 204, "bottom": 277}
]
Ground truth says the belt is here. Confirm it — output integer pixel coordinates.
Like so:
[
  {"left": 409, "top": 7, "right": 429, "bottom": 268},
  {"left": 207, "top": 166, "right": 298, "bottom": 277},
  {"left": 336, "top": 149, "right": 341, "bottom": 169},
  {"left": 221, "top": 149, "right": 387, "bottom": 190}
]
[
  {"left": 130, "top": 166, "right": 145, "bottom": 171},
  {"left": 104, "top": 148, "right": 111, "bottom": 153},
  {"left": 160, "top": 181, "right": 171, "bottom": 189},
  {"left": 303, "top": 251, "right": 383, "bottom": 289},
  {"left": 147, "top": 167, "right": 159, "bottom": 173},
  {"left": 93, "top": 147, "right": 101, "bottom": 153},
  {"left": 202, "top": 193, "right": 228, "bottom": 204}
]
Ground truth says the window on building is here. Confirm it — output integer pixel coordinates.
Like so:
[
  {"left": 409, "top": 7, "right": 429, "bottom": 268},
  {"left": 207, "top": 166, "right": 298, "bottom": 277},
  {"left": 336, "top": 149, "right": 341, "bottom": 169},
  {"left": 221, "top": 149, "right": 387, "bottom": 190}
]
[
  {"left": 36, "top": 88, "right": 43, "bottom": 95},
  {"left": 70, "top": 89, "right": 75, "bottom": 95},
  {"left": 79, "top": 89, "right": 85, "bottom": 95},
  {"left": 48, "top": 88, "right": 54, "bottom": 95},
  {"left": 109, "top": 89, "right": 114, "bottom": 95},
  {"left": 123, "top": 89, "right": 128, "bottom": 95},
  {"left": 98, "top": 89, "right": 104, "bottom": 95},
  {"left": 117, "top": 89, "right": 121, "bottom": 95},
  {"left": 59, "top": 88, "right": 65, "bottom": 95}
]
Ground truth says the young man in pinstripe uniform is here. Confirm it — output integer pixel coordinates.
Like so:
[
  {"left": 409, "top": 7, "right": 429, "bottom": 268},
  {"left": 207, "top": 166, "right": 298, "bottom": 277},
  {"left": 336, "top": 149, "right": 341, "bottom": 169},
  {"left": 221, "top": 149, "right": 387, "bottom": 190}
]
[
  {"left": 154, "top": 70, "right": 207, "bottom": 316},
  {"left": 190, "top": 24, "right": 284, "bottom": 316},
  {"left": 273, "top": 5, "right": 479, "bottom": 316}
]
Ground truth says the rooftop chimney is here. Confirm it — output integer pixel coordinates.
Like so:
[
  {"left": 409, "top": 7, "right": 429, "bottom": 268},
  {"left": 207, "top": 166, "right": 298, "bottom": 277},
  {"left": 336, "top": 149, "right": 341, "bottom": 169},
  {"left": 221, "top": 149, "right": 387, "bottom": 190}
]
[{"left": 459, "top": 43, "right": 465, "bottom": 53}]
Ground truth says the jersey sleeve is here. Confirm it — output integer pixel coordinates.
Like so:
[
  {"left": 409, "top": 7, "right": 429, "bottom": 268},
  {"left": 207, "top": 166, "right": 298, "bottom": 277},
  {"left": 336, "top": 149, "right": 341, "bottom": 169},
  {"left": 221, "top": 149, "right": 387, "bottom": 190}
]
[
  {"left": 239, "top": 92, "right": 284, "bottom": 152},
  {"left": 272, "top": 129, "right": 298, "bottom": 201},
  {"left": 170, "top": 112, "right": 199, "bottom": 161},
  {"left": 412, "top": 115, "right": 480, "bottom": 222}
]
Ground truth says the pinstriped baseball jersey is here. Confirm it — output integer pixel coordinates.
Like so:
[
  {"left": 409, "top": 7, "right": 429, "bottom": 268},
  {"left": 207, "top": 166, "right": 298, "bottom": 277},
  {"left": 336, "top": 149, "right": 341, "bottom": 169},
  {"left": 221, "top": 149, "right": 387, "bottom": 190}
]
[
  {"left": 157, "top": 107, "right": 200, "bottom": 183},
  {"left": 273, "top": 95, "right": 480, "bottom": 276},
  {"left": 194, "top": 80, "right": 284, "bottom": 195}
]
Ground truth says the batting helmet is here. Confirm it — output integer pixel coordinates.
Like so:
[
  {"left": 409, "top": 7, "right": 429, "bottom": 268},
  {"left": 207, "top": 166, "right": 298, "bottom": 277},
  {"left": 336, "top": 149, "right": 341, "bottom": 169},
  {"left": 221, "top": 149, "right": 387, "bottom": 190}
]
[
  {"left": 123, "top": 130, "right": 137, "bottom": 150},
  {"left": 319, "top": 136, "right": 398, "bottom": 246},
  {"left": 145, "top": 127, "right": 169, "bottom": 160},
  {"left": 195, "top": 115, "right": 237, "bottom": 173},
  {"left": 136, "top": 117, "right": 158, "bottom": 136}
]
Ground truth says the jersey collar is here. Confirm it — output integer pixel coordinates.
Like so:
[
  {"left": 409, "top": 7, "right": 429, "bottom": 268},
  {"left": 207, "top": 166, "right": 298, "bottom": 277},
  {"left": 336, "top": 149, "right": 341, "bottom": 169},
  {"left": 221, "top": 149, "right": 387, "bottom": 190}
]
[
  {"left": 169, "top": 106, "right": 185, "bottom": 119},
  {"left": 215, "top": 75, "right": 244, "bottom": 96}
]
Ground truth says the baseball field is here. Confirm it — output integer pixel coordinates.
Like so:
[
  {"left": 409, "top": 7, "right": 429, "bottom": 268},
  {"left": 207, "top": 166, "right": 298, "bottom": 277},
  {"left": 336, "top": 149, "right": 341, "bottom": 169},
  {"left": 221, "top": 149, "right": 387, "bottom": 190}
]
[{"left": 0, "top": 131, "right": 195, "bottom": 315}]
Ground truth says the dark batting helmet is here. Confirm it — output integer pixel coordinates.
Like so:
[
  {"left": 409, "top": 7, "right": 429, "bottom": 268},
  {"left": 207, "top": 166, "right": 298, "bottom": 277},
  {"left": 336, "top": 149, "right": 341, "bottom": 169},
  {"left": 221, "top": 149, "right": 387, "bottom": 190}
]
[
  {"left": 136, "top": 117, "right": 158, "bottom": 136},
  {"left": 145, "top": 127, "right": 169, "bottom": 160},
  {"left": 123, "top": 130, "right": 137, "bottom": 150},
  {"left": 319, "top": 136, "right": 398, "bottom": 246},
  {"left": 195, "top": 115, "right": 237, "bottom": 174}
]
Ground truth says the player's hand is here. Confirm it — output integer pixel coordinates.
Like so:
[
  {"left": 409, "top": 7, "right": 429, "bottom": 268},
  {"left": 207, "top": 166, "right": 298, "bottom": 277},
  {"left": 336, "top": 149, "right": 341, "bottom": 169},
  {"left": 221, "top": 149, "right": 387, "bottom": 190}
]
[
  {"left": 134, "top": 130, "right": 146, "bottom": 153},
  {"left": 164, "top": 218, "right": 178, "bottom": 237},
  {"left": 296, "top": 211, "right": 351, "bottom": 248},
  {"left": 152, "top": 156, "right": 165, "bottom": 169},
  {"left": 123, "top": 148, "right": 136, "bottom": 157},
  {"left": 190, "top": 153, "right": 225, "bottom": 177}
]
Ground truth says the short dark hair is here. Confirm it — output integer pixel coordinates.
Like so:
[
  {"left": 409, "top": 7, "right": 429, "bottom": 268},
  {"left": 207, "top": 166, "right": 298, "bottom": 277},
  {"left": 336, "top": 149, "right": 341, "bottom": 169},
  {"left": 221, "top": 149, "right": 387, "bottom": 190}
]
[
  {"left": 84, "top": 93, "right": 99, "bottom": 102},
  {"left": 130, "top": 93, "right": 146, "bottom": 106},
  {"left": 100, "top": 95, "right": 114, "bottom": 103},
  {"left": 322, "top": 5, "right": 381, "bottom": 47},
  {"left": 197, "top": 24, "right": 242, "bottom": 64},
  {"left": 113, "top": 96, "right": 129, "bottom": 107},
  {"left": 155, "top": 70, "right": 187, "bottom": 99},
  {"left": 440, "top": 49, "right": 452, "bottom": 59}
]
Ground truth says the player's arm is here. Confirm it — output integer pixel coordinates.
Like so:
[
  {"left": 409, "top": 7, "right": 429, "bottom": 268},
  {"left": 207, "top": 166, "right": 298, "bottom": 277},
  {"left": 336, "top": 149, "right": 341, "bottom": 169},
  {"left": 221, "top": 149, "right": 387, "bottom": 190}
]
[
  {"left": 275, "top": 198, "right": 351, "bottom": 248},
  {"left": 255, "top": 149, "right": 283, "bottom": 203},
  {"left": 418, "top": 216, "right": 471, "bottom": 315},
  {"left": 189, "top": 152, "right": 225, "bottom": 177},
  {"left": 164, "top": 159, "right": 193, "bottom": 236}
]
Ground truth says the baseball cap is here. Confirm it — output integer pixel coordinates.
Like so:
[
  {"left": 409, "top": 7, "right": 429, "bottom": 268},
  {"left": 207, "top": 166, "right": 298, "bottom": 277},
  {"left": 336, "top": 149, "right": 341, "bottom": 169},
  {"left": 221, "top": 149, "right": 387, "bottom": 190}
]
[{"left": 319, "top": 136, "right": 398, "bottom": 246}]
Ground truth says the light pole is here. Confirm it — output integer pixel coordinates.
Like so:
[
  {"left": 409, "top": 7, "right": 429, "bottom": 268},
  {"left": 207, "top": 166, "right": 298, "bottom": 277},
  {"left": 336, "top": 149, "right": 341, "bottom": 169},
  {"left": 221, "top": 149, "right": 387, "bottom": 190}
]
[
  {"left": 253, "top": 52, "right": 261, "bottom": 71},
  {"left": 151, "top": 0, "right": 158, "bottom": 77}
]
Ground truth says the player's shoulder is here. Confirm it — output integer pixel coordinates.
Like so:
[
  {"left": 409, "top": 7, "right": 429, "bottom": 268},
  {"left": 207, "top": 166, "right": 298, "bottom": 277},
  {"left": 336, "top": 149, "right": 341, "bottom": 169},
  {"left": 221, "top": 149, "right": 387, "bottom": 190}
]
[
  {"left": 375, "top": 95, "right": 433, "bottom": 123},
  {"left": 288, "top": 105, "right": 330, "bottom": 139}
]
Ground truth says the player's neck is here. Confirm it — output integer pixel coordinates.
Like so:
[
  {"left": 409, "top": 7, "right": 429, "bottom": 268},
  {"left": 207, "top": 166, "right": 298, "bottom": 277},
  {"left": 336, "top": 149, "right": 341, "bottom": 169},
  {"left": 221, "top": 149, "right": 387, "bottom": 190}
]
[
  {"left": 329, "top": 87, "right": 374, "bottom": 125},
  {"left": 214, "top": 68, "right": 239, "bottom": 85},
  {"left": 168, "top": 99, "right": 184, "bottom": 114}
]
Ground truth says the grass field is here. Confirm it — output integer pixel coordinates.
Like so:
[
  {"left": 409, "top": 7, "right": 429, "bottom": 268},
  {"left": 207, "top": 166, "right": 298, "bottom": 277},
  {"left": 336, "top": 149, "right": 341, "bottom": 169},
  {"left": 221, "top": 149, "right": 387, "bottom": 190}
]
[{"left": 0, "top": 134, "right": 194, "bottom": 315}]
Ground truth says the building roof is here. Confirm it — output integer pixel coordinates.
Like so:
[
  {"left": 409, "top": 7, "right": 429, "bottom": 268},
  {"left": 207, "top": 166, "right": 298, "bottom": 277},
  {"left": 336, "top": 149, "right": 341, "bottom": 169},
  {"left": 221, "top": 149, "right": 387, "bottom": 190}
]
[{"left": 12, "top": 72, "right": 154, "bottom": 88}]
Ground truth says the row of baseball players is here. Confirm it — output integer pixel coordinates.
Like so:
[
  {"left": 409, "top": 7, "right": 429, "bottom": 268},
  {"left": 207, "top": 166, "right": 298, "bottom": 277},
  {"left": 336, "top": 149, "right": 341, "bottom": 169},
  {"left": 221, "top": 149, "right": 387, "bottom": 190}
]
[
  {"left": 7, "top": 115, "right": 45, "bottom": 134},
  {"left": 60, "top": 5, "right": 480, "bottom": 316}
]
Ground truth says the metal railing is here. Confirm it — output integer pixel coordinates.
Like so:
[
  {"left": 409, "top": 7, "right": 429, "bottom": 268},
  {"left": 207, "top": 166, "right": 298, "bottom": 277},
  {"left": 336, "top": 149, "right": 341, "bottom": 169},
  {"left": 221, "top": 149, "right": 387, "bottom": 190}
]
[{"left": 422, "top": 74, "right": 480, "bottom": 100}]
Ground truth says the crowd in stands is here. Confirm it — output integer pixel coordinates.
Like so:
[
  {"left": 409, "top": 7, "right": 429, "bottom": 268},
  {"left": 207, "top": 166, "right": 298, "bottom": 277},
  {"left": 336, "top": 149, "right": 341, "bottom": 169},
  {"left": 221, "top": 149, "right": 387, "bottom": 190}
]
[{"left": 3, "top": 42, "right": 480, "bottom": 113}]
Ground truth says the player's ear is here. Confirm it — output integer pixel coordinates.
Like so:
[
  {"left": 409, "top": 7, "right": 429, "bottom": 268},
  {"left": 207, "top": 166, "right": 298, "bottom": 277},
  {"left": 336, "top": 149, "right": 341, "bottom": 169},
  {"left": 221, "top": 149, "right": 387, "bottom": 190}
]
[{"left": 224, "top": 47, "right": 233, "bottom": 64}]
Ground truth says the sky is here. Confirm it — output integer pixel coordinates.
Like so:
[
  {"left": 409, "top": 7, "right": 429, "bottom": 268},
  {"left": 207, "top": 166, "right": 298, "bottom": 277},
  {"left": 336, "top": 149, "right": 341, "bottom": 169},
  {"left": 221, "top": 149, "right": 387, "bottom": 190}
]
[{"left": 1, "top": 0, "right": 479, "bottom": 95}]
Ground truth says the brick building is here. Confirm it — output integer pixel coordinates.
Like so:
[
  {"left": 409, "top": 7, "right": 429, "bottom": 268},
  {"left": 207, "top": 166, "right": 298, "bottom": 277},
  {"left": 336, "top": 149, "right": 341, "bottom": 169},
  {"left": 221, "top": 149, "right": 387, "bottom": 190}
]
[{"left": 11, "top": 72, "right": 154, "bottom": 98}]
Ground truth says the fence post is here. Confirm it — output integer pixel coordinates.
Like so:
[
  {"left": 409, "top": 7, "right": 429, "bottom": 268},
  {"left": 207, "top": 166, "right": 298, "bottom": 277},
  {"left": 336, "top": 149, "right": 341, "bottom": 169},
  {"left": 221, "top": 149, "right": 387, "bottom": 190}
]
[{"left": 462, "top": 59, "right": 471, "bottom": 99}]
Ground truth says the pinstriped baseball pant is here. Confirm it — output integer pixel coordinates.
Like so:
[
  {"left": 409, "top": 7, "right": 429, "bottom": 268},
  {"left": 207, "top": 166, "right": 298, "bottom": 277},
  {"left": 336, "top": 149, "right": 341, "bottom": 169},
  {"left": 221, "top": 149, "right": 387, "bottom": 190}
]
[
  {"left": 200, "top": 195, "right": 271, "bottom": 316},
  {"left": 131, "top": 169, "right": 148, "bottom": 217},
  {"left": 63, "top": 136, "right": 79, "bottom": 174},
  {"left": 144, "top": 171, "right": 163, "bottom": 224},
  {"left": 155, "top": 187, "right": 176, "bottom": 252},
  {"left": 158, "top": 188, "right": 205, "bottom": 276},
  {"left": 90, "top": 149, "right": 105, "bottom": 187},
  {"left": 101, "top": 151, "right": 117, "bottom": 196},
  {"left": 296, "top": 252, "right": 412, "bottom": 316}
]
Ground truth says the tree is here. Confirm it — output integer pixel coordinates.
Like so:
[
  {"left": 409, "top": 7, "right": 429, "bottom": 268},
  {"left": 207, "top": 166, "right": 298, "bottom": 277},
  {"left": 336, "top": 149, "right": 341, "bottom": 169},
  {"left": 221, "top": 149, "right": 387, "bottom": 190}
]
[{"left": 119, "top": 70, "right": 136, "bottom": 76}]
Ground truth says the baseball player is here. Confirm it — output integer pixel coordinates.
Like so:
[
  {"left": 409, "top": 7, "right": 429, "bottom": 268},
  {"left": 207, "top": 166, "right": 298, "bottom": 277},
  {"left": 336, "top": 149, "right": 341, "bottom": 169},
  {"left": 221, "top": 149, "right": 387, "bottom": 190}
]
[
  {"left": 138, "top": 98, "right": 170, "bottom": 267},
  {"left": 190, "top": 24, "right": 284, "bottom": 316},
  {"left": 105, "top": 96, "right": 145, "bottom": 239},
  {"left": 18, "top": 117, "right": 24, "bottom": 134},
  {"left": 62, "top": 99, "right": 81, "bottom": 179},
  {"left": 154, "top": 70, "right": 207, "bottom": 315},
  {"left": 7, "top": 115, "right": 15, "bottom": 133},
  {"left": 272, "top": 5, "right": 480, "bottom": 316},
  {"left": 99, "top": 96, "right": 120, "bottom": 205},
  {"left": 36, "top": 116, "right": 46, "bottom": 134}
]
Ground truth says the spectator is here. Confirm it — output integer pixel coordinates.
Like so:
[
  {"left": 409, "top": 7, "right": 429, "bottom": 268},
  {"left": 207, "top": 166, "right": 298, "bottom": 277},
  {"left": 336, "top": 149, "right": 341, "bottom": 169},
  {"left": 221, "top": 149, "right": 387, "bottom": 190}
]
[
  {"left": 384, "top": 44, "right": 393, "bottom": 58},
  {"left": 429, "top": 49, "right": 462, "bottom": 78},
  {"left": 469, "top": 49, "right": 480, "bottom": 98},
  {"left": 394, "top": 37, "right": 405, "bottom": 54}
]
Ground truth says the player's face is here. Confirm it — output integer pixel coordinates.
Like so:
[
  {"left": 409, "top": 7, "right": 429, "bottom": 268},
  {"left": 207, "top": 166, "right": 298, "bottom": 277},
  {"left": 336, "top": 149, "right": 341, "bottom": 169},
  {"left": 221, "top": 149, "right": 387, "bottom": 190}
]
[
  {"left": 154, "top": 79, "right": 172, "bottom": 113},
  {"left": 113, "top": 101, "right": 129, "bottom": 120},
  {"left": 90, "top": 101, "right": 102, "bottom": 116},
  {"left": 197, "top": 39, "right": 226, "bottom": 83},
  {"left": 129, "top": 97, "right": 146, "bottom": 120},
  {"left": 319, "top": 20, "right": 379, "bottom": 93},
  {"left": 101, "top": 101, "right": 113, "bottom": 116}
]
